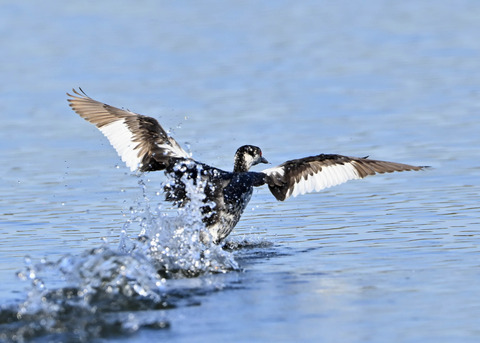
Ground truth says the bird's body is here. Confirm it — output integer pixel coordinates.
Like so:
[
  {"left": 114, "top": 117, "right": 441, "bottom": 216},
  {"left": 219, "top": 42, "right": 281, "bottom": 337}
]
[
  {"left": 162, "top": 158, "right": 266, "bottom": 242},
  {"left": 68, "top": 89, "right": 426, "bottom": 243}
]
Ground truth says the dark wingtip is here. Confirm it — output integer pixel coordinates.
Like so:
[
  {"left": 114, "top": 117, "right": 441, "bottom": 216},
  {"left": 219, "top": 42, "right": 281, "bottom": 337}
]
[
  {"left": 67, "top": 87, "right": 88, "bottom": 99},
  {"left": 77, "top": 87, "right": 88, "bottom": 96}
]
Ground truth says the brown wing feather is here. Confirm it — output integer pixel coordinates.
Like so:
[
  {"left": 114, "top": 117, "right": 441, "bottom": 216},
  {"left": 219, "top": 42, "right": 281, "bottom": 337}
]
[
  {"left": 263, "top": 154, "right": 426, "bottom": 201},
  {"left": 67, "top": 88, "right": 189, "bottom": 172}
]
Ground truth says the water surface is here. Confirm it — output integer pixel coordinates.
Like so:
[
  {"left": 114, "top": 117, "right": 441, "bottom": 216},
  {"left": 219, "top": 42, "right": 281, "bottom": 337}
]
[{"left": 1, "top": 1, "right": 480, "bottom": 342}]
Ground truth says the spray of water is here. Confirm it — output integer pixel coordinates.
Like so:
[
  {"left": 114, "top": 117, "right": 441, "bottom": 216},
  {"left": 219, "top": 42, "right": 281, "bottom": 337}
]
[{"left": 0, "top": 165, "right": 239, "bottom": 342}]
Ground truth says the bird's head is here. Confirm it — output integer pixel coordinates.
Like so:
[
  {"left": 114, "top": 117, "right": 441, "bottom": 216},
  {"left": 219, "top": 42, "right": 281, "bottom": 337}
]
[{"left": 234, "top": 145, "right": 269, "bottom": 172}]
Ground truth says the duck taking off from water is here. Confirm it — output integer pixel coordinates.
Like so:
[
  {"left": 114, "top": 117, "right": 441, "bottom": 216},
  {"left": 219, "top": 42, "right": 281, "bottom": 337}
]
[{"left": 68, "top": 88, "right": 426, "bottom": 244}]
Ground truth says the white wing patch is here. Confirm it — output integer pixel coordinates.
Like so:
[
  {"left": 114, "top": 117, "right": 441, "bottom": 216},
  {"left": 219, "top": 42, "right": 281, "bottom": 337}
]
[
  {"left": 98, "top": 120, "right": 141, "bottom": 172},
  {"left": 263, "top": 162, "right": 363, "bottom": 200},
  {"left": 97, "top": 120, "right": 190, "bottom": 172},
  {"left": 261, "top": 166, "right": 284, "bottom": 177},
  {"left": 157, "top": 139, "right": 191, "bottom": 160},
  {"left": 289, "top": 163, "right": 361, "bottom": 198}
]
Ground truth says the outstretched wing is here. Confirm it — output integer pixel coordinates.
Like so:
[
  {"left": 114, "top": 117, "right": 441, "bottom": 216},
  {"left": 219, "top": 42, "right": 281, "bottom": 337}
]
[
  {"left": 262, "top": 154, "right": 426, "bottom": 201},
  {"left": 67, "top": 88, "right": 190, "bottom": 172}
]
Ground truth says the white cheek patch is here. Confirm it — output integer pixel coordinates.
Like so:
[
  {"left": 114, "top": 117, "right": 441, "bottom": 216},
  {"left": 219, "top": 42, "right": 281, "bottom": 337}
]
[
  {"left": 99, "top": 120, "right": 141, "bottom": 172},
  {"left": 289, "top": 162, "right": 361, "bottom": 198},
  {"left": 243, "top": 154, "right": 255, "bottom": 169}
]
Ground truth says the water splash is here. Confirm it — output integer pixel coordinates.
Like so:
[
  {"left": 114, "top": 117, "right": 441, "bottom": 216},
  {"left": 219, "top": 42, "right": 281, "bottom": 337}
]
[
  {"left": 0, "top": 247, "right": 169, "bottom": 342},
  {"left": 124, "top": 163, "right": 239, "bottom": 277},
  {"left": 0, "top": 168, "right": 239, "bottom": 342}
]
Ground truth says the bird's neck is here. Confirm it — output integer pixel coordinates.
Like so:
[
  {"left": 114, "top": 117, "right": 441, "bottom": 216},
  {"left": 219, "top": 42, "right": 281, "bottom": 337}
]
[{"left": 233, "top": 156, "right": 250, "bottom": 173}]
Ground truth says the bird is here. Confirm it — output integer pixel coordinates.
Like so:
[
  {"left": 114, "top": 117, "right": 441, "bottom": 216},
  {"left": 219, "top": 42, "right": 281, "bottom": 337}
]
[{"left": 67, "top": 88, "right": 426, "bottom": 244}]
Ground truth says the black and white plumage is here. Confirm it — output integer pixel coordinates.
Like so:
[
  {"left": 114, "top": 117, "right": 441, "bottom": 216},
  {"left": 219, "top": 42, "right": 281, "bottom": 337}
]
[{"left": 68, "top": 88, "right": 426, "bottom": 243}]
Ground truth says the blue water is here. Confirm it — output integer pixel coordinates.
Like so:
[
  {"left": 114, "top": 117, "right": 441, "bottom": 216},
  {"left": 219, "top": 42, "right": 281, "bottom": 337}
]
[{"left": 1, "top": 1, "right": 480, "bottom": 342}]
